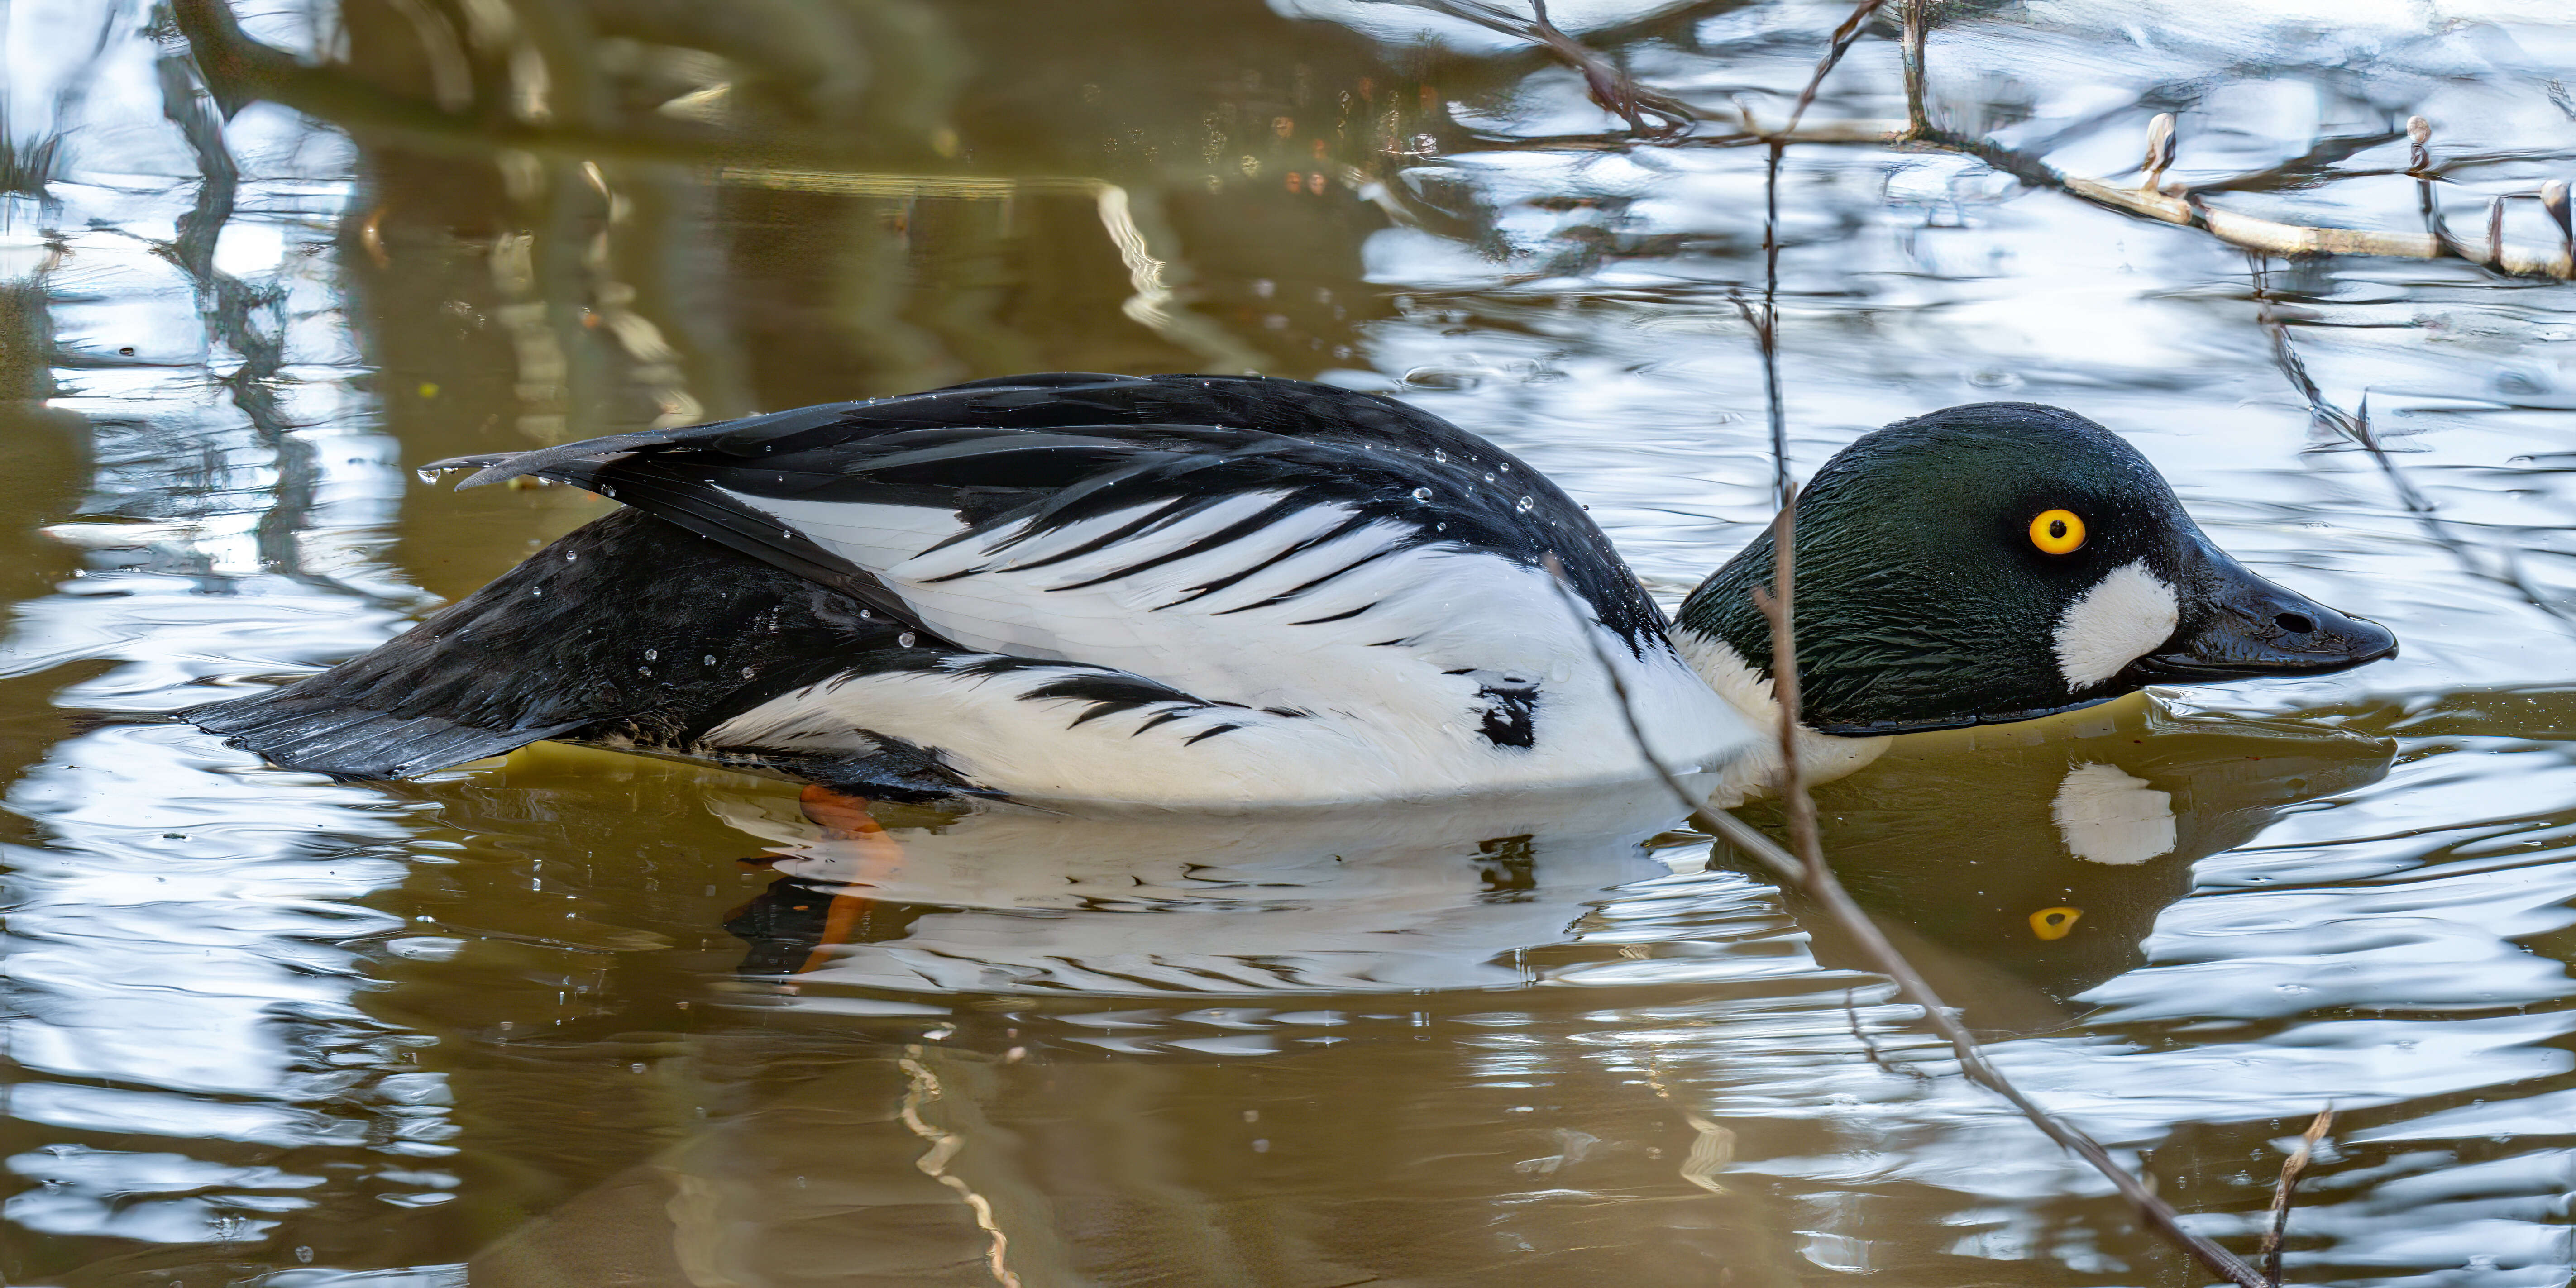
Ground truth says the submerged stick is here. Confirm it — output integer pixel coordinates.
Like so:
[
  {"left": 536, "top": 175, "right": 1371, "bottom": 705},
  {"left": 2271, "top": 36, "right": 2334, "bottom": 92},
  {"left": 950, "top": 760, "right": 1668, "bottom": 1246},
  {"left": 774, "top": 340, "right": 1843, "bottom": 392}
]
[{"left": 2260, "top": 1106, "right": 2335, "bottom": 1285}]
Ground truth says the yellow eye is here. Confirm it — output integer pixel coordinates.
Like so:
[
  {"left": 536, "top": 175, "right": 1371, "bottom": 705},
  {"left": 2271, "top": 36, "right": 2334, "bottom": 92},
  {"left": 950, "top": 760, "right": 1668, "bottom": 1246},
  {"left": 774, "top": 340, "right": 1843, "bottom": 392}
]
[
  {"left": 2029, "top": 509, "right": 2086, "bottom": 554},
  {"left": 2029, "top": 906, "right": 2083, "bottom": 940}
]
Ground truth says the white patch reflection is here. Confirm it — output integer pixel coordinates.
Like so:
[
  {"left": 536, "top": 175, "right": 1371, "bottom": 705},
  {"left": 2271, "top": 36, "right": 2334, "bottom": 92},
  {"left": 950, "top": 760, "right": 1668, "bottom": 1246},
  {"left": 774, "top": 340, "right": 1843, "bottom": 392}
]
[
  {"left": 2051, "top": 761, "right": 2178, "bottom": 865},
  {"left": 1592, "top": 762, "right": 2576, "bottom": 1280}
]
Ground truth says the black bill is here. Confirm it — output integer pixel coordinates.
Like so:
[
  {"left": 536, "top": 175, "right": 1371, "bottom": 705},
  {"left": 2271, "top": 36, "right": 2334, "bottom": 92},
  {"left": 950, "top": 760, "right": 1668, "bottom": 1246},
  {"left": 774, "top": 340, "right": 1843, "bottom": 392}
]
[{"left": 2128, "top": 538, "right": 2398, "bottom": 683}]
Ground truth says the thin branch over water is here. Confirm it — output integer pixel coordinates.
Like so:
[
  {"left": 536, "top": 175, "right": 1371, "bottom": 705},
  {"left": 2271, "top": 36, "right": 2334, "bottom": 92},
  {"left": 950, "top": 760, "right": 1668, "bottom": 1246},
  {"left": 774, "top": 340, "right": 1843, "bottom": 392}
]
[
  {"left": 1414, "top": 0, "right": 2576, "bottom": 279},
  {"left": 1548, "top": 5, "right": 2285, "bottom": 1279},
  {"left": 2254, "top": 258, "right": 2576, "bottom": 634},
  {"left": 2261, "top": 1106, "right": 2336, "bottom": 1286}
]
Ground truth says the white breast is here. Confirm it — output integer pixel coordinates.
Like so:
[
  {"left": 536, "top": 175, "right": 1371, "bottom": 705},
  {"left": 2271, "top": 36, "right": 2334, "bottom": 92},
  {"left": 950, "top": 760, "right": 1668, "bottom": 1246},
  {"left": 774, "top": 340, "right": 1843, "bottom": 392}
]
[{"left": 1669, "top": 628, "right": 1892, "bottom": 807}]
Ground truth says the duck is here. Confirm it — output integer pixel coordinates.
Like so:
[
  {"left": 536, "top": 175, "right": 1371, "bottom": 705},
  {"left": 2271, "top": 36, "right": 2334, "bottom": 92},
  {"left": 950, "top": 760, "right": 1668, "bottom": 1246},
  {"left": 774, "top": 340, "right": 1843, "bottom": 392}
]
[{"left": 185, "top": 373, "right": 2397, "bottom": 808}]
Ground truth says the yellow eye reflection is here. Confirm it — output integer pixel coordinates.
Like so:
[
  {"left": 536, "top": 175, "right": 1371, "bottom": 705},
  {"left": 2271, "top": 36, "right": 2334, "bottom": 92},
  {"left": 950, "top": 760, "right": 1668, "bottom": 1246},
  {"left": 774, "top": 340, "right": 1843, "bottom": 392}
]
[
  {"left": 2029, "top": 906, "right": 2083, "bottom": 940},
  {"left": 2029, "top": 509, "right": 2087, "bottom": 554}
]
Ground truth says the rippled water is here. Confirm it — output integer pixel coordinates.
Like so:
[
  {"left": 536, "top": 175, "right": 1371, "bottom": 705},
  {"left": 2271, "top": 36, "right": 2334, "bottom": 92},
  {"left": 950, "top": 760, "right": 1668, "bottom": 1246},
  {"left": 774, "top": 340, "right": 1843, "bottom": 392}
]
[{"left": 5, "top": 0, "right": 2576, "bottom": 1284}]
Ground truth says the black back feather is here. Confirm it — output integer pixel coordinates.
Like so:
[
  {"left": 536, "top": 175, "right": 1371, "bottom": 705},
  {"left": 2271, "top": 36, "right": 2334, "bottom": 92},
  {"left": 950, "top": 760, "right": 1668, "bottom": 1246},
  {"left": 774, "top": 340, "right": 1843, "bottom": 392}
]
[{"left": 432, "top": 373, "right": 1664, "bottom": 652}]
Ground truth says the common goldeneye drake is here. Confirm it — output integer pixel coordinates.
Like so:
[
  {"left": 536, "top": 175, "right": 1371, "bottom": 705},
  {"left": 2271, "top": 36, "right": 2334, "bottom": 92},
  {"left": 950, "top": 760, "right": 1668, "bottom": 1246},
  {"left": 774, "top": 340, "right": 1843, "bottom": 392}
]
[{"left": 187, "top": 374, "right": 2395, "bottom": 807}]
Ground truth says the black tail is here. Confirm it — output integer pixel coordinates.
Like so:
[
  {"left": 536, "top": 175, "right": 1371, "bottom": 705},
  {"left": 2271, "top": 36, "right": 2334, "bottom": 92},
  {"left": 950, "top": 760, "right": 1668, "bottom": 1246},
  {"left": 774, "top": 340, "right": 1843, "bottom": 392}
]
[
  {"left": 185, "top": 507, "right": 898, "bottom": 781},
  {"left": 187, "top": 693, "right": 593, "bottom": 782}
]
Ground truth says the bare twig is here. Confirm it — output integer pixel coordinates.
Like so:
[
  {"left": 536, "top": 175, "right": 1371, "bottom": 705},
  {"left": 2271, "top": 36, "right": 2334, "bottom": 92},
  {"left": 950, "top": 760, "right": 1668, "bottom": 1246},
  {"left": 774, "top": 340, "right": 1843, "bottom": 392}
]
[
  {"left": 2254, "top": 261, "right": 2576, "bottom": 632},
  {"left": 1751, "top": 518, "right": 1821, "bottom": 871},
  {"left": 1725, "top": 143, "right": 1793, "bottom": 509},
  {"left": 1842, "top": 985, "right": 1931, "bottom": 1079},
  {"left": 187, "top": 0, "right": 2572, "bottom": 277},
  {"left": 1782, "top": 0, "right": 1889, "bottom": 138},
  {"left": 1984, "top": 98, "right": 2567, "bottom": 277},
  {"left": 1538, "top": 79, "right": 2267, "bottom": 1288},
  {"left": 1624, "top": 14, "right": 2273, "bottom": 1274},
  {"left": 1694, "top": 814, "right": 2271, "bottom": 1286},
  {"left": 1729, "top": 288, "right": 1787, "bottom": 510},
  {"left": 2260, "top": 1106, "right": 2335, "bottom": 1285},
  {"left": 1900, "top": 0, "right": 1929, "bottom": 134},
  {"left": 1713, "top": 377, "right": 2264, "bottom": 1286},
  {"left": 1438, "top": 7, "right": 2576, "bottom": 279},
  {"left": 1720, "top": 4, "right": 1830, "bottom": 511},
  {"left": 2044, "top": 132, "right": 2571, "bottom": 277},
  {"left": 1400, "top": 0, "right": 1694, "bottom": 136},
  {"left": 2140, "top": 112, "right": 2177, "bottom": 191}
]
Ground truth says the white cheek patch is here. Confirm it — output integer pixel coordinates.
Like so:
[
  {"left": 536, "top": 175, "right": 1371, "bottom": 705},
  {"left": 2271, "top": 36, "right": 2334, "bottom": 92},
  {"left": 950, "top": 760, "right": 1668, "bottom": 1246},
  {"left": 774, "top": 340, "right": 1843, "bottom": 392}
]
[
  {"left": 2052, "top": 559, "right": 2179, "bottom": 688},
  {"left": 2050, "top": 762, "right": 2176, "bottom": 865}
]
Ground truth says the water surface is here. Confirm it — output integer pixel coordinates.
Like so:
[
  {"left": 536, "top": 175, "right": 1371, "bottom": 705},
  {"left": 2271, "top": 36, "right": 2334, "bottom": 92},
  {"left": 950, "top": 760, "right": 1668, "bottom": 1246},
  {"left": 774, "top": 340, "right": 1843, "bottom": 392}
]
[{"left": 5, "top": 0, "right": 2576, "bottom": 1284}]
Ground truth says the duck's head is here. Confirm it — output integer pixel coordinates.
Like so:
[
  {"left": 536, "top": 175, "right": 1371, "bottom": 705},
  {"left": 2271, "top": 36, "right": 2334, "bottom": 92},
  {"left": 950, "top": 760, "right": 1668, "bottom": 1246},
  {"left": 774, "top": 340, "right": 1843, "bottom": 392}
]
[{"left": 1673, "top": 403, "right": 2397, "bottom": 735}]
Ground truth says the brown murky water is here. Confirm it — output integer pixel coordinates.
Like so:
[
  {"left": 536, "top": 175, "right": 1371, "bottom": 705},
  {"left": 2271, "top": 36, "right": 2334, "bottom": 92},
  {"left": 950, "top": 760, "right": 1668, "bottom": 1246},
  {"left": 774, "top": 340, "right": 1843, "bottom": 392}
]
[{"left": 6, "top": 1, "right": 2576, "bottom": 1284}]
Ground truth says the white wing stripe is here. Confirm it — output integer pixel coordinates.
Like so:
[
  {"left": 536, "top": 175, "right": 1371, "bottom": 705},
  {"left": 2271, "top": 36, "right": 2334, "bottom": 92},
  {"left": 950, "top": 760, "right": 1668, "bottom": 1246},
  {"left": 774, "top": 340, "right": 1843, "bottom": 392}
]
[
  {"left": 714, "top": 492, "right": 965, "bottom": 570},
  {"left": 911, "top": 491, "right": 1290, "bottom": 585},
  {"left": 1187, "top": 518, "right": 1418, "bottom": 616},
  {"left": 1129, "top": 503, "right": 1378, "bottom": 606}
]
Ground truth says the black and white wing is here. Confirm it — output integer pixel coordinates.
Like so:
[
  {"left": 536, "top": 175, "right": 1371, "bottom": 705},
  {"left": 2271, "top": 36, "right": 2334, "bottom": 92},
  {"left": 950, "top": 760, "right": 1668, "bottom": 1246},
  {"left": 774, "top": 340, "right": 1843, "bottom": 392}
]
[
  {"left": 435, "top": 375, "right": 1650, "bottom": 675},
  {"left": 430, "top": 373, "right": 1751, "bottom": 797}
]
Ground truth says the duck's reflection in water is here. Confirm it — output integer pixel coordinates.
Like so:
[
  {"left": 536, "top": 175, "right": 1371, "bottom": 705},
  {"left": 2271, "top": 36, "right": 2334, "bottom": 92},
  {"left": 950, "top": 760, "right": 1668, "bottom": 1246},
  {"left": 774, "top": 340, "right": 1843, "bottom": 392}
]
[
  {"left": 1780, "top": 693, "right": 2396, "bottom": 1029},
  {"left": 464, "top": 694, "right": 2393, "bottom": 1287},
  {"left": 722, "top": 783, "right": 1699, "bottom": 997},
  {"left": 720, "top": 692, "right": 2394, "bottom": 1021}
]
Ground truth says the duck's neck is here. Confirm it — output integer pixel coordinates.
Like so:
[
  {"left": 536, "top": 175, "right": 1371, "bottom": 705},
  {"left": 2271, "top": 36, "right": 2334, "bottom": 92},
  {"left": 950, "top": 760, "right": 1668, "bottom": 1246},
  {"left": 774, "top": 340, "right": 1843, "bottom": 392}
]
[{"left": 1664, "top": 612, "right": 1891, "bottom": 808}]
